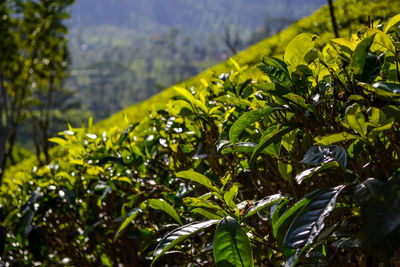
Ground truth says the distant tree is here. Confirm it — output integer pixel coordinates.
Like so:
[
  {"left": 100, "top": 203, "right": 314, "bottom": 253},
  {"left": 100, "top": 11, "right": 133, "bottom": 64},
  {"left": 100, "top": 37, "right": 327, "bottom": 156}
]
[
  {"left": 0, "top": 1, "right": 26, "bottom": 180},
  {"left": 327, "top": 0, "right": 339, "bottom": 38},
  {"left": 222, "top": 25, "right": 241, "bottom": 56},
  {"left": 22, "top": 0, "right": 74, "bottom": 164},
  {"left": 0, "top": 0, "right": 74, "bottom": 181}
]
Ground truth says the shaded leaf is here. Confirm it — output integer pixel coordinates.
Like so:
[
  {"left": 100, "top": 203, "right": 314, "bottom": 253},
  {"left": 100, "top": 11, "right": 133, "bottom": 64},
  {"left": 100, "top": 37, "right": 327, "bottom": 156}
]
[
  {"left": 284, "top": 185, "right": 345, "bottom": 266},
  {"left": 273, "top": 189, "right": 325, "bottom": 247},
  {"left": 243, "top": 194, "right": 287, "bottom": 218},
  {"left": 350, "top": 33, "right": 377, "bottom": 77},
  {"left": 258, "top": 56, "right": 291, "bottom": 87},
  {"left": 360, "top": 174, "right": 400, "bottom": 248},
  {"left": 115, "top": 207, "right": 142, "bottom": 240},
  {"left": 229, "top": 107, "right": 281, "bottom": 144},
  {"left": 250, "top": 125, "right": 298, "bottom": 166},
  {"left": 295, "top": 161, "right": 339, "bottom": 184},
  {"left": 300, "top": 145, "right": 347, "bottom": 167},
  {"left": 221, "top": 142, "right": 257, "bottom": 155}
]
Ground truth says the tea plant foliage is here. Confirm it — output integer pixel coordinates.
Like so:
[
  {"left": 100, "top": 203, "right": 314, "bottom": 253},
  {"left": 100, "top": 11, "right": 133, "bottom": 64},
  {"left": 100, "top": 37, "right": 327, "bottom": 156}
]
[{"left": 1, "top": 9, "right": 400, "bottom": 267}]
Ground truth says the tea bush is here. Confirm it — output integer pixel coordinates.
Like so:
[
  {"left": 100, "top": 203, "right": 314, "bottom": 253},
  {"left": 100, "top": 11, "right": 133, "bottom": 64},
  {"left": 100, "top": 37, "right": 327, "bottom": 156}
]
[{"left": 1, "top": 12, "right": 400, "bottom": 267}]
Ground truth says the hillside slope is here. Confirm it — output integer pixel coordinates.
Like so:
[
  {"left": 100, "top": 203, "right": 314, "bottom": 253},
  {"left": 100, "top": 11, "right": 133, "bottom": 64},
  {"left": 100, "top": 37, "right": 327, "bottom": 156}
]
[
  {"left": 95, "top": 0, "right": 400, "bottom": 131},
  {"left": 4, "top": 0, "right": 400, "bottom": 185}
]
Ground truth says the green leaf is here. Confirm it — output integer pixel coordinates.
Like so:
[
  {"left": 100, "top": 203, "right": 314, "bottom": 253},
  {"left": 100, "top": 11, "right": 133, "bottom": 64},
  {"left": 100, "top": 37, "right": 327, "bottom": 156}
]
[
  {"left": 221, "top": 142, "right": 257, "bottom": 155},
  {"left": 230, "top": 58, "right": 241, "bottom": 72},
  {"left": 345, "top": 103, "right": 367, "bottom": 138},
  {"left": 371, "top": 82, "right": 400, "bottom": 96},
  {"left": 273, "top": 189, "right": 325, "bottom": 247},
  {"left": 174, "top": 86, "right": 208, "bottom": 113},
  {"left": 229, "top": 107, "right": 281, "bottom": 144},
  {"left": 191, "top": 208, "right": 224, "bottom": 220},
  {"left": 213, "top": 217, "right": 253, "bottom": 267},
  {"left": 284, "top": 186, "right": 345, "bottom": 266},
  {"left": 295, "top": 161, "right": 339, "bottom": 184},
  {"left": 250, "top": 125, "right": 298, "bottom": 166},
  {"left": 278, "top": 161, "right": 293, "bottom": 182},
  {"left": 281, "top": 93, "right": 313, "bottom": 111},
  {"left": 350, "top": 33, "right": 377, "bottom": 77},
  {"left": 360, "top": 174, "right": 400, "bottom": 249},
  {"left": 183, "top": 197, "right": 227, "bottom": 218},
  {"left": 224, "top": 183, "right": 240, "bottom": 210},
  {"left": 257, "top": 82, "right": 291, "bottom": 96},
  {"left": 258, "top": 56, "right": 291, "bottom": 87},
  {"left": 148, "top": 199, "right": 182, "bottom": 225},
  {"left": 117, "top": 122, "right": 139, "bottom": 146},
  {"left": 284, "top": 33, "right": 316, "bottom": 71},
  {"left": 152, "top": 220, "right": 220, "bottom": 265},
  {"left": 315, "top": 132, "right": 358, "bottom": 146},
  {"left": 300, "top": 145, "right": 347, "bottom": 167},
  {"left": 114, "top": 207, "right": 141, "bottom": 240},
  {"left": 243, "top": 194, "right": 287, "bottom": 218},
  {"left": 383, "top": 13, "right": 400, "bottom": 33},
  {"left": 176, "top": 171, "right": 219, "bottom": 193},
  {"left": 48, "top": 137, "right": 66, "bottom": 146}
]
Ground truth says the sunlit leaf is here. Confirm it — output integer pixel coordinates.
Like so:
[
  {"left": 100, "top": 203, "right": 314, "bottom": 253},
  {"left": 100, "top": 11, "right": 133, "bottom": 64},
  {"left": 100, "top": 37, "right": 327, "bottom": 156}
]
[
  {"left": 176, "top": 171, "right": 219, "bottom": 193},
  {"left": 115, "top": 207, "right": 141, "bottom": 240},
  {"left": 152, "top": 220, "right": 219, "bottom": 265},
  {"left": 213, "top": 217, "right": 253, "bottom": 267},
  {"left": 148, "top": 199, "right": 182, "bottom": 225},
  {"left": 383, "top": 13, "right": 400, "bottom": 33},
  {"left": 345, "top": 103, "right": 367, "bottom": 138}
]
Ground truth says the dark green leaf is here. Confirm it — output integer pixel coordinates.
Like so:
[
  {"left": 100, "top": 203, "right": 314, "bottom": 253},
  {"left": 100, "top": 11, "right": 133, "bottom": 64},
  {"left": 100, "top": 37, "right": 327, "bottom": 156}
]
[
  {"left": 243, "top": 194, "right": 287, "bottom": 218},
  {"left": 284, "top": 186, "right": 345, "bottom": 266},
  {"left": 300, "top": 145, "right": 347, "bottom": 167},
  {"left": 250, "top": 125, "right": 298, "bottom": 166},
  {"left": 117, "top": 122, "right": 139, "bottom": 146},
  {"left": 213, "top": 217, "right": 253, "bottom": 267},
  {"left": 229, "top": 107, "right": 281, "bottom": 144},
  {"left": 354, "top": 178, "right": 384, "bottom": 206},
  {"left": 221, "top": 142, "right": 257, "bottom": 155},
  {"left": 258, "top": 56, "right": 291, "bottom": 87},
  {"left": 360, "top": 174, "right": 400, "bottom": 248},
  {"left": 114, "top": 207, "right": 142, "bottom": 240},
  {"left": 350, "top": 33, "right": 377, "bottom": 77},
  {"left": 284, "top": 185, "right": 345, "bottom": 248},
  {"left": 295, "top": 161, "right": 339, "bottom": 184},
  {"left": 273, "top": 189, "right": 325, "bottom": 248},
  {"left": 152, "top": 220, "right": 220, "bottom": 265}
]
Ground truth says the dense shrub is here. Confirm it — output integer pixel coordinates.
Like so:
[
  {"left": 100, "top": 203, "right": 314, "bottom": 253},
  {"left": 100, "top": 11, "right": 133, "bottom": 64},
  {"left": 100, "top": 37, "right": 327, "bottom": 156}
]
[{"left": 1, "top": 12, "right": 400, "bottom": 267}]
